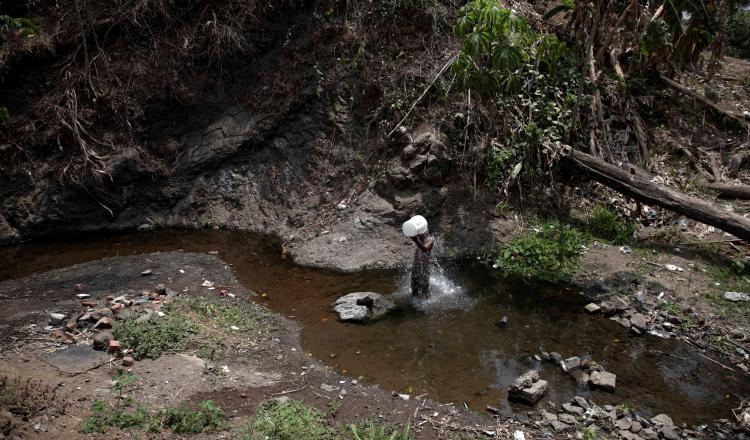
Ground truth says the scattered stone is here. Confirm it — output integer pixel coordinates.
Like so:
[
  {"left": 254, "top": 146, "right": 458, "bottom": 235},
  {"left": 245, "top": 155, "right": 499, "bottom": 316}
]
[
  {"left": 154, "top": 284, "right": 167, "bottom": 295},
  {"left": 49, "top": 313, "right": 66, "bottom": 326},
  {"left": 508, "top": 370, "right": 548, "bottom": 405},
  {"left": 93, "top": 317, "right": 113, "bottom": 329},
  {"left": 600, "top": 298, "right": 628, "bottom": 316},
  {"left": 650, "top": 414, "right": 673, "bottom": 426},
  {"left": 108, "top": 339, "right": 121, "bottom": 353},
  {"left": 540, "top": 410, "right": 558, "bottom": 423},
  {"left": 73, "top": 283, "right": 84, "bottom": 291},
  {"left": 550, "top": 352, "right": 563, "bottom": 362},
  {"left": 639, "top": 428, "right": 658, "bottom": 440},
  {"left": 630, "top": 420, "right": 642, "bottom": 433},
  {"left": 332, "top": 292, "right": 397, "bottom": 323},
  {"left": 658, "top": 425, "right": 681, "bottom": 440},
  {"left": 618, "top": 431, "right": 643, "bottom": 440},
  {"left": 584, "top": 303, "right": 601, "bottom": 314},
  {"left": 111, "top": 303, "right": 124, "bottom": 313},
  {"left": 614, "top": 417, "right": 633, "bottom": 430},
  {"left": 496, "top": 316, "right": 508, "bottom": 327},
  {"left": 589, "top": 371, "right": 616, "bottom": 392},
  {"left": 563, "top": 356, "right": 581, "bottom": 371},
  {"left": 558, "top": 413, "right": 577, "bottom": 425},
  {"left": 562, "top": 403, "right": 584, "bottom": 417},
  {"left": 81, "top": 300, "right": 98, "bottom": 308},
  {"left": 320, "top": 383, "right": 336, "bottom": 392},
  {"left": 723, "top": 291, "right": 750, "bottom": 302},
  {"left": 122, "top": 356, "right": 135, "bottom": 367},
  {"left": 402, "top": 144, "right": 417, "bottom": 161},
  {"left": 629, "top": 313, "right": 649, "bottom": 331},
  {"left": 573, "top": 396, "right": 589, "bottom": 409},
  {"left": 93, "top": 332, "right": 112, "bottom": 350},
  {"left": 549, "top": 420, "right": 571, "bottom": 433}
]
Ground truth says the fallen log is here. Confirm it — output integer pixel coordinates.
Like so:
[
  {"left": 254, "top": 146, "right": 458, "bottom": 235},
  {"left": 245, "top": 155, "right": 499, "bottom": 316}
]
[
  {"left": 563, "top": 148, "right": 750, "bottom": 241},
  {"left": 698, "top": 181, "right": 750, "bottom": 199}
]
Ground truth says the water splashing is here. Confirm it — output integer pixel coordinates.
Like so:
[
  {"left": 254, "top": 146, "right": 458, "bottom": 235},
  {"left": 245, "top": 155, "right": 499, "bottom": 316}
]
[{"left": 392, "top": 239, "right": 477, "bottom": 313}]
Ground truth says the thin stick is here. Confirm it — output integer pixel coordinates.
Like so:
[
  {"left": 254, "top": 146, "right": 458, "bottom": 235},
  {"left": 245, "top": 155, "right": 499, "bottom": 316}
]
[{"left": 387, "top": 54, "right": 457, "bottom": 138}]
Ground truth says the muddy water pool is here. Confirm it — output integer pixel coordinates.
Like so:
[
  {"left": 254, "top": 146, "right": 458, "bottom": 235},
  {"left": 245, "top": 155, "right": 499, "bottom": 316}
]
[{"left": 1, "top": 229, "right": 748, "bottom": 424}]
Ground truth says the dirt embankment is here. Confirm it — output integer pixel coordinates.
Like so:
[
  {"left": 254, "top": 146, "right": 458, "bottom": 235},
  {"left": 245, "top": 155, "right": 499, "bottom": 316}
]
[{"left": 0, "top": 0, "right": 520, "bottom": 273}]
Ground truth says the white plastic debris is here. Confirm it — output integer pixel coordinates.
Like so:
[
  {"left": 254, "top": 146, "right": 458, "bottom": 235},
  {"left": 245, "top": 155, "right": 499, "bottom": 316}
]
[
  {"left": 227, "top": 293, "right": 236, "bottom": 299},
  {"left": 157, "top": 311, "right": 165, "bottom": 317},
  {"left": 221, "top": 365, "right": 230, "bottom": 373},
  {"left": 75, "top": 293, "right": 90, "bottom": 299},
  {"left": 230, "top": 325, "right": 240, "bottom": 331},
  {"left": 513, "top": 431, "right": 525, "bottom": 440},
  {"left": 396, "top": 393, "right": 410, "bottom": 401},
  {"left": 201, "top": 280, "right": 214, "bottom": 287},
  {"left": 618, "top": 246, "right": 632, "bottom": 254},
  {"left": 337, "top": 202, "right": 347, "bottom": 210},
  {"left": 665, "top": 264, "right": 683, "bottom": 272}
]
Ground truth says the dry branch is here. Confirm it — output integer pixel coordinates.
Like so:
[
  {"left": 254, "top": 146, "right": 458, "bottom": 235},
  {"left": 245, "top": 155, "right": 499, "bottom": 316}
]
[
  {"left": 698, "top": 181, "right": 750, "bottom": 199},
  {"left": 563, "top": 147, "right": 750, "bottom": 241},
  {"left": 660, "top": 75, "right": 749, "bottom": 131}
]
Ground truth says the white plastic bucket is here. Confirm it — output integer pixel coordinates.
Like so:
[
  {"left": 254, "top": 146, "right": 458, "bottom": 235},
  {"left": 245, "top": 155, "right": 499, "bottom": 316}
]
[{"left": 402, "top": 215, "right": 428, "bottom": 237}]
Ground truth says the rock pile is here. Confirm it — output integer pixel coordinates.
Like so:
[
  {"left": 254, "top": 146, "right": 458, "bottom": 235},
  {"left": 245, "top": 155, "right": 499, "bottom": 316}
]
[
  {"left": 508, "top": 370, "right": 548, "bottom": 405},
  {"left": 541, "top": 352, "right": 617, "bottom": 392},
  {"left": 537, "top": 397, "right": 693, "bottom": 440}
]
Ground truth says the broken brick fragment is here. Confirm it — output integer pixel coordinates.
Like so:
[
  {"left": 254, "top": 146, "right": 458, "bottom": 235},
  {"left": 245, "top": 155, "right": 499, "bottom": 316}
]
[
  {"left": 82, "top": 300, "right": 98, "bottom": 308},
  {"left": 122, "top": 356, "right": 135, "bottom": 367},
  {"left": 108, "top": 340, "right": 121, "bottom": 353}
]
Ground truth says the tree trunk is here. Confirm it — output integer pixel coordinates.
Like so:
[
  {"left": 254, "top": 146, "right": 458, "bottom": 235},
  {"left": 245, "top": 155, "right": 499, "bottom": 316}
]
[{"left": 563, "top": 148, "right": 750, "bottom": 241}]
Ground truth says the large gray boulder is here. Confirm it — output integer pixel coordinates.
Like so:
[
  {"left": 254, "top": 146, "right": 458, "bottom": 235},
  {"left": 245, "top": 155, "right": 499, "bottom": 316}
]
[{"left": 332, "top": 292, "right": 397, "bottom": 323}]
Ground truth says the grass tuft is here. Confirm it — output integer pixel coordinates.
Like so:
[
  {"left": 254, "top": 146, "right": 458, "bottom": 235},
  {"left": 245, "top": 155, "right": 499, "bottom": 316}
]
[{"left": 585, "top": 205, "right": 635, "bottom": 244}]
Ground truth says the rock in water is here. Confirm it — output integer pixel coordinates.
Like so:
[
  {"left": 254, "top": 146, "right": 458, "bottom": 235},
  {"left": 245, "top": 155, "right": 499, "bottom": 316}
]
[
  {"left": 589, "top": 371, "right": 617, "bottom": 392},
  {"left": 508, "top": 370, "right": 548, "bottom": 405},
  {"left": 333, "top": 292, "right": 396, "bottom": 323}
]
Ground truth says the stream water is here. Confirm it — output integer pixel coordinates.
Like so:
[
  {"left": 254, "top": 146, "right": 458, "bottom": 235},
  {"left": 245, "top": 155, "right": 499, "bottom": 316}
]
[{"left": 1, "top": 229, "right": 748, "bottom": 425}]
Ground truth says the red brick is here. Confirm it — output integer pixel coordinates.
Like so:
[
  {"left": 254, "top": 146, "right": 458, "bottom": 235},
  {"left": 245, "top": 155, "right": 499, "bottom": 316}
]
[
  {"left": 65, "top": 321, "right": 77, "bottom": 332},
  {"left": 106, "top": 294, "right": 115, "bottom": 301},
  {"left": 64, "top": 332, "right": 76, "bottom": 344},
  {"left": 121, "top": 356, "right": 135, "bottom": 367},
  {"left": 94, "top": 317, "right": 112, "bottom": 329},
  {"left": 81, "top": 300, "right": 98, "bottom": 308},
  {"left": 111, "top": 303, "right": 124, "bottom": 313},
  {"left": 108, "top": 340, "right": 121, "bottom": 353},
  {"left": 52, "top": 329, "right": 64, "bottom": 339}
]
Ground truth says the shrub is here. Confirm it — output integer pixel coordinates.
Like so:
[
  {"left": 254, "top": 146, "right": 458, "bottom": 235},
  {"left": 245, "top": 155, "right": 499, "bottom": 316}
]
[
  {"left": 494, "top": 221, "right": 585, "bottom": 283},
  {"left": 585, "top": 205, "right": 635, "bottom": 244},
  {"left": 163, "top": 400, "right": 224, "bottom": 434},
  {"left": 728, "top": 9, "right": 750, "bottom": 58},
  {"left": 112, "top": 314, "right": 196, "bottom": 360}
]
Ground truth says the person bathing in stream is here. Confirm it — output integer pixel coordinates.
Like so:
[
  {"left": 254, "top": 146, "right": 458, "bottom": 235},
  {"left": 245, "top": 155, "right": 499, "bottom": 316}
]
[{"left": 406, "top": 215, "right": 434, "bottom": 299}]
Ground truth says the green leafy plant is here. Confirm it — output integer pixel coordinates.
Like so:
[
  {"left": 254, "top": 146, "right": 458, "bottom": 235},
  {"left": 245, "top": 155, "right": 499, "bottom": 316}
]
[
  {"left": 112, "top": 314, "right": 196, "bottom": 360},
  {"left": 585, "top": 205, "right": 635, "bottom": 244},
  {"left": 79, "top": 401, "right": 154, "bottom": 434},
  {"left": 163, "top": 400, "right": 224, "bottom": 434},
  {"left": 234, "top": 399, "right": 331, "bottom": 440},
  {"left": 452, "top": 0, "right": 536, "bottom": 96},
  {"left": 347, "top": 420, "right": 414, "bottom": 440},
  {"left": 494, "top": 221, "right": 585, "bottom": 283}
]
